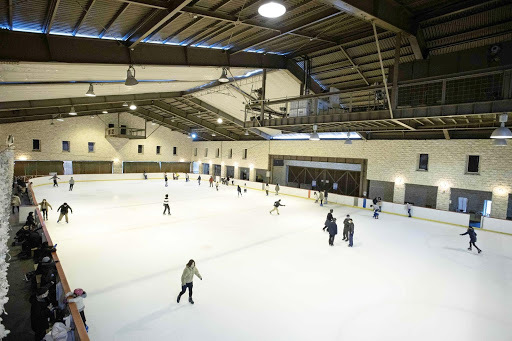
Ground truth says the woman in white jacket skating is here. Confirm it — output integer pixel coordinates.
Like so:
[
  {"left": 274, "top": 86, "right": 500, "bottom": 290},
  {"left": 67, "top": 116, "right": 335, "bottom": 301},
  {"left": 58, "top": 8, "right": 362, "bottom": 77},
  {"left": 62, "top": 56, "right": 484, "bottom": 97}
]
[{"left": 177, "top": 260, "right": 202, "bottom": 304}]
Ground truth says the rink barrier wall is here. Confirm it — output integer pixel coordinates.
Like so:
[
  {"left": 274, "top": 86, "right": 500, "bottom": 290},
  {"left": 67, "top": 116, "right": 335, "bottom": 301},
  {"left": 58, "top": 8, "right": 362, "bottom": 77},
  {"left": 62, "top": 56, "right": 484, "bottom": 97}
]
[
  {"left": 30, "top": 174, "right": 512, "bottom": 236},
  {"left": 481, "top": 216, "right": 512, "bottom": 234},
  {"left": 27, "top": 184, "right": 90, "bottom": 341}
]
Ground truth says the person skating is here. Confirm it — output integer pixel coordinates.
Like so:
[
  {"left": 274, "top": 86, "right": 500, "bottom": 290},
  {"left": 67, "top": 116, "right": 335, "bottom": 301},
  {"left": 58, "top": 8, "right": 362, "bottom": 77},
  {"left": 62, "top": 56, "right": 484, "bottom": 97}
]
[
  {"left": 215, "top": 181, "right": 219, "bottom": 191},
  {"left": 198, "top": 175, "right": 201, "bottom": 185},
  {"left": 186, "top": 173, "right": 189, "bottom": 182},
  {"left": 57, "top": 203, "right": 72, "bottom": 223},
  {"left": 11, "top": 194, "right": 21, "bottom": 214},
  {"left": 237, "top": 185, "right": 242, "bottom": 197},
  {"left": 209, "top": 176, "right": 214, "bottom": 187},
  {"left": 407, "top": 202, "right": 412, "bottom": 217},
  {"left": 270, "top": 199, "right": 285, "bottom": 215},
  {"left": 342, "top": 214, "right": 351, "bottom": 241},
  {"left": 372, "top": 206, "right": 379, "bottom": 219},
  {"left": 327, "top": 218, "right": 338, "bottom": 246},
  {"left": 265, "top": 183, "right": 269, "bottom": 196},
  {"left": 377, "top": 197, "right": 383, "bottom": 212},
  {"left": 323, "top": 209, "right": 334, "bottom": 231},
  {"left": 143, "top": 171, "right": 147, "bottom": 180},
  {"left": 244, "top": 183, "right": 247, "bottom": 193},
  {"left": 275, "top": 184, "right": 280, "bottom": 195},
  {"left": 165, "top": 173, "right": 168, "bottom": 187},
  {"left": 460, "top": 227, "right": 482, "bottom": 253},
  {"left": 319, "top": 191, "right": 324, "bottom": 206},
  {"left": 163, "top": 194, "right": 171, "bottom": 215},
  {"left": 50, "top": 174, "right": 60, "bottom": 187},
  {"left": 313, "top": 192, "right": 318, "bottom": 203},
  {"left": 348, "top": 219, "right": 355, "bottom": 247},
  {"left": 324, "top": 189, "right": 329, "bottom": 204},
  {"left": 38, "top": 199, "right": 53, "bottom": 221},
  {"left": 69, "top": 177, "right": 75, "bottom": 191},
  {"left": 177, "top": 260, "right": 202, "bottom": 304},
  {"left": 66, "top": 288, "right": 88, "bottom": 329}
]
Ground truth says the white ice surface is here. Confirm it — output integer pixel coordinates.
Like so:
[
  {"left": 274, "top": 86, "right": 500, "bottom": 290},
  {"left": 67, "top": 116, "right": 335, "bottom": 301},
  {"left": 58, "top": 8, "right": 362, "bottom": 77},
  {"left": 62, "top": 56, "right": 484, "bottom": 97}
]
[{"left": 34, "top": 179, "right": 512, "bottom": 341}]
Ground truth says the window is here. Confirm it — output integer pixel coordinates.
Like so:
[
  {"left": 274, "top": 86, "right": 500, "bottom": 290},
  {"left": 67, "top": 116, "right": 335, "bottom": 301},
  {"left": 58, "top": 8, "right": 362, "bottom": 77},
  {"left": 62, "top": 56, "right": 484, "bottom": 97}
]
[
  {"left": 467, "top": 155, "right": 480, "bottom": 174},
  {"left": 138, "top": 145, "right": 144, "bottom": 154},
  {"left": 242, "top": 148, "right": 248, "bottom": 159},
  {"left": 216, "top": 148, "right": 220, "bottom": 158},
  {"left": 204, "top": 148, "right": 208, "bottom": 157},
  {"left": 228, "top": 149, "right": 232, "bottom": 159},
  {"left": 194, "top": 148, "right": 197, "bottom": 156},
  {"left": 418, "top": 154, "right": 428, "bottom": 171},
  {"left": 173, "top": 147, "right": 177, "bottom": 155},
  {"left": 156, "top": 146, "right": 161, "bottom": 155},
  {"left": 32, "top": 139, "right": 40, "bottom": 151},
  {"left": 88, "top": 142, "right": 95, "bottom": 153},
  {"left": 62, "top": 141, "right": 70, "bottom": 152}
]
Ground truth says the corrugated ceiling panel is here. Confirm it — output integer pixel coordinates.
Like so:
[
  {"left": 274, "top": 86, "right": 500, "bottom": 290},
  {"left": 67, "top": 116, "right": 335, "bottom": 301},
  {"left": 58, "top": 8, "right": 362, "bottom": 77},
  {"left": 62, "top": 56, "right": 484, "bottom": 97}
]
[
  {"left": 52, "top": 0, "right": 90, "bottom": 34},
  {"left": 12, "top": 0, "right": 47, "bottom": 32},
  {"left": 169, "top": 17, "right": 219, "bottom": 44},
  {"left": 204, "top": 26, "right": 252, "bottom": 48},
  {"left": 77, "top": 0, "right": 124, "bottom": 37},
  {"left": 399, "top": 0, "right": 448, "bottom": 14},
  {"left": 104, "top": 5, "right": 153, "bottom": 39},
  {"left": 152, "top": 13, "right": 194, "bottom": 42},
  {"left": 430, "top": 32, "right": 512, "bottom": 55},
  {"left": 427, "top": 21, "right": 512, "bottom": 49}
]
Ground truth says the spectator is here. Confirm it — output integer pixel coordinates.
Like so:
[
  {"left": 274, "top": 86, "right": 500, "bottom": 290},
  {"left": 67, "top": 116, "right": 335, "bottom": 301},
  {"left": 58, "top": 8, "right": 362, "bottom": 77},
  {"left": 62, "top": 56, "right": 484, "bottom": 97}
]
[{"left": 11, "top": 194, "right": 21, "bottom": 214}]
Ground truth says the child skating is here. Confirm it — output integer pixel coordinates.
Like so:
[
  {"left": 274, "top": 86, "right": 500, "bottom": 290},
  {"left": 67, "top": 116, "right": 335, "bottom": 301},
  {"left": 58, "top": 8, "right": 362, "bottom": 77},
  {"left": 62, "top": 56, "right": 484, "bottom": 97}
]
[
  {"left": 69, "top": 177, "right": 75, "bottom": 191},
  {"left": 165, "top": 173, "right": 168, "bottom": 187},
  {"left": 163, "top": 194, "right": 171, "bottom": 215},
  {"left": 177, "top": 260, "right": 202, "bottom": 304},
  {"left": 50, "top": 174, "right": 60, "bottom": 187},
  {"left": 237, "top": 185, "right": 242, "bottom": 197},
  {"left": 460, "top": 227, "right": 482, "bottom": 253},
  {"left": 215, "top": 181, "right": 219, "bottom": 191},
  {"left": 372, "top": 206, "right": 379, "bottom": 219},
  {"left": 270, "top": 199, "right": 285, "bottom": 215}
]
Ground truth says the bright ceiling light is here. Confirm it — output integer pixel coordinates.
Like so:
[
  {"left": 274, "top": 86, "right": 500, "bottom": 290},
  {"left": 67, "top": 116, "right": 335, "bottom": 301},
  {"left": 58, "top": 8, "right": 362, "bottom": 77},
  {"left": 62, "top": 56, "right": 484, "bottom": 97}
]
[
  {"left": 69, "top": 106, "right": 77, "bottom": 115},
  {"left": 494, "top": 138, "right": 507, "bottom": 146},
  {"left": 90, "top": 115, "right": 95, "bottom": 118},
  {"left": 191, "top": 133, "right": 197, "bottom": 138},
  {"left": 56, "top": 116, "right": 64, "bottom": 122},
  {"left": 212, "top": 133, "right": 216, "bottom": 137},
  {"left": 258, "top": 1, "right": 286, "bottom": 18},
  {"left": 245, "top": 130, "right": 249, "bottom": 136},
  {"left": 217, "top": 117, "right": 223, "bottom": 124},
  {"left": 85, "top": 83, "right": 96, "bottom": 97},
  {"left": 129, "top": 102, "right": 137, "bottom": 110},
  {"left": 151, "top": 121, "right": 156, "bottom": 125},
  {"left": 122, "top": 102, "right": 128, "bottom": 107},
  {"left": 125, "top": 65, "right": 138, "bottom": 86},
  {"left": 219, "top": 68, "right": 229, "bottom": 83},
  {"left": 102, "top": 110, "right": 108, "bottom": 114},
  {"left": 310, "top": 124, "right": 320, "bottom": 141},
  {"left": 491, "top": 114, "right": 512, "bottom": 138}
]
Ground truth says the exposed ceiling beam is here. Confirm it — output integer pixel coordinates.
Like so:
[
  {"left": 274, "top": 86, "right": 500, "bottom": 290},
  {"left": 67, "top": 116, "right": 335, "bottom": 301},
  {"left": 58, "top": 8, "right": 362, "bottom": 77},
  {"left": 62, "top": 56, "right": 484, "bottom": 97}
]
[
  {"left": 99, "top": 3, "right": 130, "bottom": 38},
  {"left": 126, "top": 0, "right": 194, "bottom": 48},
  {"left": 42, "top": 0, "right": 61, "bottom": 34},
  {"left": 0, "top": 30, "right": 291, "bottom": 69},
  {"left": 286, "top": 60, "right": 325, "bottom": 94},
  {"left": 320, "top": 0, "right": 426, "bottom": 59},
  {"left": 443, "top": 129, "right": 450, "bottom": 139},
  {"left": 153, "top": 101, "right": 240, "bottom": 140},
  {"left": 72, "top": 0, "right": 97, "bottom": 36}
]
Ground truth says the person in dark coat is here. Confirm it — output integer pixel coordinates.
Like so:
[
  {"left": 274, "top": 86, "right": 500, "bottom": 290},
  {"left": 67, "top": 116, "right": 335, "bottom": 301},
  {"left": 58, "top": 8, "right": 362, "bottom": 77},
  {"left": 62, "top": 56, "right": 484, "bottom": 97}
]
[
  {"left": 57, "top": 203, "right": 73, "bottom": 223},
  {"left": 30, "top": 287, "right": 53, "bottom": 341},
  {"left": 460, "top": 227, "right": 482, "bottom": 253},
  {"left": 324, "top": 190, "right": 329, "bottom": 204},
  {"left": 50, "top": 174, "right": 60, "bottom": 187},
  {"left": 25, "top": 212, "right": 37, "bottom": 228},
  {"left": 269, "top": 199, "right": 285, "bottom": 215},
  {"left": 347, "top": 219, "right": 355, "bottom": 247},
  {"left": 327, "top": 218, "right": 338, "bottom": 246},
  {"left": 323, "top": 209, "right": 333, "bottom": 231},
  {"left": 198, "top": 175, "right": 201, "bottom": 185},
  {"left": 237, "top": 185, "right": 242, "bottom": 197},
  {"left": 164, "top": 173, "right": 168, "bottom": 187},
  {"left": 342, "top": 214, "right": 351, "bottom": 241}
]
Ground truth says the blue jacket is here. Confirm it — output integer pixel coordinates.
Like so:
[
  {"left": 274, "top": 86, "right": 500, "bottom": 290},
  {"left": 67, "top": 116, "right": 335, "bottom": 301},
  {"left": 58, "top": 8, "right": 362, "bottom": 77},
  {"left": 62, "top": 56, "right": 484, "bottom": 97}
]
[
  {"left": 327, "top": 221, "right": 338, "bottom": 235},
  {"left": 461, "top": 228, "right": 477, "bottom": 242}
]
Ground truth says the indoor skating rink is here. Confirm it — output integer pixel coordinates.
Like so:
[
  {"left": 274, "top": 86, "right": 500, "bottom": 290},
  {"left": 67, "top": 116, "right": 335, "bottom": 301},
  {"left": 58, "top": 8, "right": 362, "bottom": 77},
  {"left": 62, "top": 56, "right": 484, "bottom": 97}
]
[{"left": 34, "top": 178, "right": 512, "bottom": 341}]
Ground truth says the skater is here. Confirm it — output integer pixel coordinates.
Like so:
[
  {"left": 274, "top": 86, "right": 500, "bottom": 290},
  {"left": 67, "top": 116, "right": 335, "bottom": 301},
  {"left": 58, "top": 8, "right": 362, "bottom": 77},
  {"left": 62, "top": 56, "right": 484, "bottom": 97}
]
[
  {"left": 215, "top": 181, "right": 219, "bottom": 191},
  {"left": 38, "top": 199, "right": 52, "bottom": 221},
  {"left": 69, "top": 177, "right": 75, "bottom": 191},
  {"left": 50, "top": 174, "right": 60, "bottom": 187},
  {"left": 342, "top": 214, "right": 351, "bottom": 241},
  {"left": 163, "top": 194, "right": 171, "bottom": 215},
  {"left": 165, "top": 173, "right": 168, "bottom": 187},
  {"left": 11, "top": 194, "right": 20, "bottom": 214},
  {"left": 324, "top": 189, "right": 329, "bottom": 204},
  {"left": 198, "top": 175, "right": 201, "bottom": 185},
  {"left": 143, "top": 171, "right": 147, "bottom": 180},
  {"left": 313, "top": 191, "right": 318, "bottom": 203},
  {"left": 323, "top": 209, "right": 334, "bottom": 231},
  {"left": 226, "top": 176, "right": 230, "bottom": 186},
  {"left": 269, "top": 199, "right": 285, "bottom": 215},
  {"left": 244, "top": 183, "right": 247, "bottom": 193},
  {"left": 186, "top": 173, "right": 189, "bottom": 182},
  {"left": 372, "top": 206, "right": 379, "bottom": 219},
  {"left": 209, "top": 176, "right": 214, "bottom": 187},
  {"left": 377, "top": 197, "right": 383, "bottom": 212},
  {"left": 460, "top": 227, "right": 482, "bottom": 253},
  {"left": 177, "top": 260, "right": 202, "bottom": 304},
  {"left": 319, "top": 191, "right": 324, "bottom": 206},
  {"left": 275, "top": 184, "right": 280, "bottom": 196},
  {"left": 348, "top": 219, "right": 355, "bottom": 247},
  {"left": 407, "top": 202, "right": 412, "bottom": 217},
  {"left": 237, "top": 185, "right": 242, "bottom": 197},
  {"left": 327, "top": 218, "right": 338, "bottom": 246},
  {"left": 56, "top": 203, "right": 73, "bottom": 223},
  {"left": 66, "top": 288, "right": 88, "bottom": 328},
  {"left": 265, "top": 183, "right": 269, "bottom": 196}
]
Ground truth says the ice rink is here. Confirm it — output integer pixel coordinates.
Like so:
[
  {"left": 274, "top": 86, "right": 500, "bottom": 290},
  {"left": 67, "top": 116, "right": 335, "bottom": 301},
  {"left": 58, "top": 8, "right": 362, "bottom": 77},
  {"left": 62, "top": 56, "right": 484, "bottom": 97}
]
[{"left": 34, "top": 178, "right": 512, "bottom": 341}]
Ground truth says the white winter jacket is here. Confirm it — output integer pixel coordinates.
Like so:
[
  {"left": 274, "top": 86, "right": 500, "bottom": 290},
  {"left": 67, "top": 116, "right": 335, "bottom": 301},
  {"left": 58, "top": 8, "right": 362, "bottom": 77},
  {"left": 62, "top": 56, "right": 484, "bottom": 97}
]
[
  {"left": 181, "top": 265, "right": 202, "bottom": 286},
  {"left": 66, "top": 292, "right": 86, "bottom": 311}
]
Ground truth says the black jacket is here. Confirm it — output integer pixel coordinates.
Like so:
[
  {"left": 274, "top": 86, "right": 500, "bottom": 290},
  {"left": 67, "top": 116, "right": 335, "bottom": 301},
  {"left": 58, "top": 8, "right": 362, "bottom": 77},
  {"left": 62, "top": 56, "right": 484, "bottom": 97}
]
[
  {"left": 348, "top": 222, "right": 354, "bottom": 234},
  {"left": 30, "top": 295, "right": 51, "bottom": 331},
  {"left": 461, "top": 228, "right": 477, "bottom": 241},
  {"left": 274, "top": 201, "right": 284, "bottom": 207},
  {"left": 327, "top": 221, "right": 338, "bottom": 235},
  {"left": 57, "top": 204, "right": 72, "bottom": 214},
  {"left": 326, "top": 213, "right": 333, "bottom": 221}
]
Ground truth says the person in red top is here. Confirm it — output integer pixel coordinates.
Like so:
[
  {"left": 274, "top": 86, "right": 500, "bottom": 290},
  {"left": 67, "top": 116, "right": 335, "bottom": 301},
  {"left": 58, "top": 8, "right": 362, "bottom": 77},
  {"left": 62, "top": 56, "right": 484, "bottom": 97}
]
[{"left": 209, "top": 176, "right": 214, "bottom": 188}]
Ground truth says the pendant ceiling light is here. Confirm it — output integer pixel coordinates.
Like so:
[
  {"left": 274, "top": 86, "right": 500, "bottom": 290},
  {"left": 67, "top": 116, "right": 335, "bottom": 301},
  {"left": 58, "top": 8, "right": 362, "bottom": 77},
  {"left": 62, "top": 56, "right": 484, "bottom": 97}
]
[
  {"left": 125, "top": 65, "right": 139, "bottom": 86},
  {"left": 309, "top": 124, "right": 320, "bottom": 141},
  {"left": 258, "top": 1, "right": 286, "bottom": 18},
  {"left": 122, "top": 102, "right": 128, "bottom": 107},
  {"left": 217, "top": 118, "right": 223, "bottom": 124},
  {"left": 69, "top": 106, "right": 77, "bottom": 115},
  {"left": 85, "top": 83, "right": 96, "bottom": 97},
  {"left": 344, "top": 137, "right": 352, "bottom": 145},
  {"left": 219, "top": 68, "right": 230, "bottom": 83},
  {"left": 56, "top": 115, "right": 64, "bottom": 122},
  {"left": 244, "top": 130, "right": 249, "bottom": 136},
  {"left": 129, "top": 102, "right": 137, "bottom": 110},
  {"left": 490, "top": 113, "right": 512, "bottom": 139},
  {"left": 494, "top": 138, "right": 507, "bottom": 146},
  {"left": 102, "top": 110, "right": 108, "bottom": 114}
]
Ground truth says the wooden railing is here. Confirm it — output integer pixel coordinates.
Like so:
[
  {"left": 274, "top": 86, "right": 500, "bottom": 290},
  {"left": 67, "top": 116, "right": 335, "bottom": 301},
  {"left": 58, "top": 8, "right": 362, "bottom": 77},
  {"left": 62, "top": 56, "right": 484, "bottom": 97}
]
[{"left": 27, "top": 184, "right": 90, "bottom": 341}]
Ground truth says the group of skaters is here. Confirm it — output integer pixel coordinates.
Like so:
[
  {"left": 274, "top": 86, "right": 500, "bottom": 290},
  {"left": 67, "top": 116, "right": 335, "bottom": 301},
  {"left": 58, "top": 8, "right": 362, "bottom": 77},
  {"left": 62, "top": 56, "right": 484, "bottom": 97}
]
[
  {"left": 49, "top": 174, "right": 75, "bottom": 191},
  {"left": 323, "top": 210, "right": 355, "bottom": 247}
]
